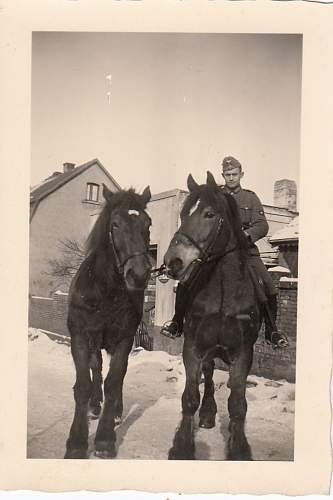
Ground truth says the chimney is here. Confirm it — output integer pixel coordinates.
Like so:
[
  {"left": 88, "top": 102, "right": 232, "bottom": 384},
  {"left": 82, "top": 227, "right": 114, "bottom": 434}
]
[
  {"left": 63, "top": 162, "right": 75, "bottom": 173},
  {"left": 274, "top": 179, "right": 297, "bottom": 211}
]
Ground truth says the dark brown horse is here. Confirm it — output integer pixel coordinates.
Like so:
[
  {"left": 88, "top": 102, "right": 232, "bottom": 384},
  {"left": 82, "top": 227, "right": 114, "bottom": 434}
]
[
  {"left": 65, "top": 184, "right": 152, "bottom": 459},
  {"left": 164, "top": 172, "right": 263, "bottom": 460}
]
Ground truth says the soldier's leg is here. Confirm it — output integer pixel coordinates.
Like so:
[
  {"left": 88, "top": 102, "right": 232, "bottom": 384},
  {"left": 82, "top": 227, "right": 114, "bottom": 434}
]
[
  {"left": 248, "top": 256, "right": 288, "bottom": 349},
  {"left": 264, "top": 294, "right": 289, "bottom": 348},
  {"left": 160, "top": 283, "right": 187, "bottom": 338}
]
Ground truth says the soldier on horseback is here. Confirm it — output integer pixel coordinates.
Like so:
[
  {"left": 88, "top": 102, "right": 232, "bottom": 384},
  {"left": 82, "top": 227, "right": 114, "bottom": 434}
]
[{"left": 161, "top": 155, "right": 288, "bottom": 349}]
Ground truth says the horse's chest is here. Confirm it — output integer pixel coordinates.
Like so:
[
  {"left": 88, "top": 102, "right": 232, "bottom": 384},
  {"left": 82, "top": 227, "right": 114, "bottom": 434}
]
[
  {"left": 101, "top": 294, "right": 139, "bottom": 328},
  {"left": 76, "top": 291, "right": 140, "bottom": 335}
]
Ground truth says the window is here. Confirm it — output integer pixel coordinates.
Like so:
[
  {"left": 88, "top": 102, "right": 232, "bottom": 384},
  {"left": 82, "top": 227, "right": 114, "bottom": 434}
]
[{"left": 86, "top": 183, "right": 99, "bottom": 202}]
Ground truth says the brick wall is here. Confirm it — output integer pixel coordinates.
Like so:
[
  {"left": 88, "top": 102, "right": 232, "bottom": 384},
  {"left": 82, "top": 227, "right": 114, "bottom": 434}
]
[
  {"left": 251, "top": 278, "right": 297, "bottom": 382},
  {"left": 29, "top": 296, "right": 54, "bottom": 332},
  {"left": 29, "top": 292, "right": 70, "bottom": 336}
]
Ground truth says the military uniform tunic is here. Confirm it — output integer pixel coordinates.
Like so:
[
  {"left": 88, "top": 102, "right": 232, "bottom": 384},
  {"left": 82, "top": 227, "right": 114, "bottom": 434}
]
[{"left": 221, "top": 185, "right": 277, "bottom": 297}]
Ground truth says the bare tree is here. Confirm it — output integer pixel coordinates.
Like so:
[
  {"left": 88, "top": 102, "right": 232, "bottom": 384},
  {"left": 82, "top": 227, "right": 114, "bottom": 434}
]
[{"left": 47, "top": 238, "right": 86, "bottom": 291}]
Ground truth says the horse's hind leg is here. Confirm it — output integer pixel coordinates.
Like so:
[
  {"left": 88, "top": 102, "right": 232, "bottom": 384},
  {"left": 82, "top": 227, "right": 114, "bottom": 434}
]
[
  {"left": 227, "top": 347, "right": 253, "bottom": 461},
  {"left": 169, "top": 339, "right": 201, "bottom": 460},
  {"left": 199, "top": 359, "right": 217, "bottom": 429},
  {"left": 65, "top": 335, "right": 92, "bottom": 459},
  {"left": 89, "top": 349, "right": 103, "bottom": 419},
  {"left": 94, "top": 336, "right": 133, "bottom": 458}
]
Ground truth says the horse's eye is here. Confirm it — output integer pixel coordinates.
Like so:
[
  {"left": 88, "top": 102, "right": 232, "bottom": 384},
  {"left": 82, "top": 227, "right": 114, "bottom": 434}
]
[
  {"left": 205, "top": 211, "right": 216, "bottom": 219},
  {"left": 112, "top": 222, "right": 120, "bottom": 230}
]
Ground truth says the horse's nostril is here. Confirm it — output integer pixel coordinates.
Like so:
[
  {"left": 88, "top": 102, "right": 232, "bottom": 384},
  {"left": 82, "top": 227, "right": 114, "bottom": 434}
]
[
  {"left": 169, "top": 258, "right": 183, "bottom": 276},
  {"left": 125, "top": 267, "right": 150, "bottom": 290}
]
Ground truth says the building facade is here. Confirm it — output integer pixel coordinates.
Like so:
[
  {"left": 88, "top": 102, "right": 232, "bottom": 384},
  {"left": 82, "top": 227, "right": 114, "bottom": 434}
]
[{"left": 29, "top": 159, "right": 120, "bottom": 296}]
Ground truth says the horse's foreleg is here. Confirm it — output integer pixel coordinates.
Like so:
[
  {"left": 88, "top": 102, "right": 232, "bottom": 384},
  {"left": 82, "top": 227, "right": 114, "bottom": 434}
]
[
  {"left": 227, "top": 347, "right": 253, "bottom": 461},
  {"left": 169, "top": 340, "right": 201, "bottom": 460},
  {"left": 65, "top": 335, "right": 92, "bottom": 459},
  {"left": 89, "top": 349, "right": 103, "bottom": 419},
  {"left": 94, "top": 336, "right": 133, "bottom": 458},
  {"left": 199, "top": 359, "right": 217, "bottom": 429}
]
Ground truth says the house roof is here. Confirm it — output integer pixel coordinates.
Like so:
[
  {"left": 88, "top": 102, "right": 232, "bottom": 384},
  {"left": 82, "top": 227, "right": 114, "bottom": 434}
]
[
  {"left": 269, "top": 216, "right": 299, "bottom": 244},
  {"left": 30, "top": 158, "right": 121, "bottom": 204},
  {"left": 30, "top": 159, "right": 121, "bottom": 221},
  {"left": 256, "top": 237, "right": 279, "bottom": 266},
  {"left": 150, "top": 189, "right": 188, "bottom": 202}
]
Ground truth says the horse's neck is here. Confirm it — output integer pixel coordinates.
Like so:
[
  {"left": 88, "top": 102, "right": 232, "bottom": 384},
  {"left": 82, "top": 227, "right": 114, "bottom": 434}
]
[
  {"left": 219, "top": 250, "right": 255, "bottom": 314},
  {"left": 87, "top": 249, "right": 123, "bottom": 293},
  {"left": 188, "top": 249, "right": 251, "bottom": 314}
]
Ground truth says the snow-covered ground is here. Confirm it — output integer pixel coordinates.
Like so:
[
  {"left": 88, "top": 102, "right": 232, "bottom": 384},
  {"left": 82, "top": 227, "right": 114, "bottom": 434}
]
[{"left": 27, "top": 329, "right": 295, "bottom": 460}]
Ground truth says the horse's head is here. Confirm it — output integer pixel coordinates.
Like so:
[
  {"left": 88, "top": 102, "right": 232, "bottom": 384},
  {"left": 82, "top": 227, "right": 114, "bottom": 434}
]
[
  {"left": 164, "top": 171, "right": 245, "bottom": 282},
  {"left": 88, "top": 185, "right": 152, "bottom": 291}
]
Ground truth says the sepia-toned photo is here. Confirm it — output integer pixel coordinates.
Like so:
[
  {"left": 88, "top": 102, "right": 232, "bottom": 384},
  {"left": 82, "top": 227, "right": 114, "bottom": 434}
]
[
  {"left": 28, "top": 32, "right": 301, "bottom": 462},
  {"left": 1, "top": 1, "right": 332, "bottom": 495}
]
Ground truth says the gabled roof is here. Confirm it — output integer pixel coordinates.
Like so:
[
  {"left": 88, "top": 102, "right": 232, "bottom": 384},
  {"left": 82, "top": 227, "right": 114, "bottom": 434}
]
[
  {"left": 269, "top": 216, "right": 299, "bottom": 244},
  {"left": 30, "top": 158, "right": 121, "bottom": 204},
  {"left": 30, "top": 159, "right": 121, "bottom": 222}
]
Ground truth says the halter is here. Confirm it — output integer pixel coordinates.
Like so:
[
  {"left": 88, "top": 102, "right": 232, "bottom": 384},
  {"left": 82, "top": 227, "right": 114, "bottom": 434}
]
[
  {"left": 176, "top": 216, "right": 234, "bottom": 265},
  {"left": 172, "top": 214, "right": 238, "bottom": 287},
  {"left": 108, "top": 228, "right": 150, "bottom": 275}
]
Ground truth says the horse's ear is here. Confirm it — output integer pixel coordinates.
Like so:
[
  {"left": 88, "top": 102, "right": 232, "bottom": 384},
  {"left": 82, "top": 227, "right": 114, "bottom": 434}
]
[
  {"left": 141, "top": 185, "right": 151, "bottom": 205},
  {"left": 102, "top": 183, "right": 114, "bottom": 203},
  {"left": 206, "top": 171, "right": 217, "bottom": 187},
  {"left": 187, "top": 174, "right": 199, "bottom": 192}
]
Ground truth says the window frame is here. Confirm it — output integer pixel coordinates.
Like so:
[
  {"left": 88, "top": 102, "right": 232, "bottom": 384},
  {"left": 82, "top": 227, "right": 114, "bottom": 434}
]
[{"left": 86, "top": 182, "right": 100, "bottom": 202}]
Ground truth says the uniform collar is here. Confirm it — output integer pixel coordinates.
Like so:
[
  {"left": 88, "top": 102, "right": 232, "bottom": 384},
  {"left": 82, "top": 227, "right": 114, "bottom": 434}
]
[{"left": 223, "top": 184, "right": 242, "bottom": 195}]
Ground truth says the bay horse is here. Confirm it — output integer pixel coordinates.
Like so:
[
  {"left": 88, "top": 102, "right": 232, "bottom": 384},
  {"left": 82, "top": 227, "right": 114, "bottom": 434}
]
[
  {"left": 164, "top": 171, "right": 262, "bottom": 460},
  {"left": 65, "top": 184, "right": 152, "bottom": 459}
]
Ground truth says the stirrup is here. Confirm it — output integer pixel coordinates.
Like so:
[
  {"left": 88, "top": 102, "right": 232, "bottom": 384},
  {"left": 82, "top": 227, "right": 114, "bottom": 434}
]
[
  {"left": 266, "top": 331, "right": 289, "bottom": 349},
  {"left": 160, "top": 321, "right": 182, "bottom": 339}
]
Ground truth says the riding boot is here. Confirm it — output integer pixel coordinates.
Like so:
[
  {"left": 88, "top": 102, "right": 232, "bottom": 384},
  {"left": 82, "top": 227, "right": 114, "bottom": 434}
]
[
  {"left": 160, "top": 284, "right": 187, "bottom": 339},
  {"left": 264, "top": 295, "right": 289, "bottom": 349}
]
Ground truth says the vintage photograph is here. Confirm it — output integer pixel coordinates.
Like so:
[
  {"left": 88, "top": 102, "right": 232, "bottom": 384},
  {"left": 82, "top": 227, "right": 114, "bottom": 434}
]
[{"left": 28, "top": 32, "right": 301, "bottom": 461}]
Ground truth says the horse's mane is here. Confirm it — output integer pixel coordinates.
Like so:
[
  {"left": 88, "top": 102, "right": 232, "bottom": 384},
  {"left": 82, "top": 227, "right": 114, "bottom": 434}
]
[{"left": 86, "top": 188, "right": 148, "bottom": 256}]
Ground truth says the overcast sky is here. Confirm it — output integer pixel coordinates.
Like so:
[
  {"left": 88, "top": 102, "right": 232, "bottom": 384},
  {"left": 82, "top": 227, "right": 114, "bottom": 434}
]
[{"left": 31, "top": 32, "right": 302, "bottom": 205}]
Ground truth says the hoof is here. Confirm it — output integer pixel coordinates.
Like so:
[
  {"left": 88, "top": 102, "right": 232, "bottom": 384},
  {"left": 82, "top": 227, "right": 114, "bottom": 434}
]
[
  {"left": 95, "top": 441, "right": 116, "bottom": 459},
  {"left": 199, "top": 416, "right": 216, "bottom": 429},
  {"left": 227, "top": 442, "right": 252, "bottom": 461},
  {"left": 94, "top": 449, "right": 116, "bottom": 459},
  {"left": 227, "top": 450, "right": 253, "bottom": 461},
  {"left": 168, "top": 446, "right": 195, "bottom": 460},
  {"left": 114, "top": 415, "right": 122, "bottom": 427},
  {"left": 64, "top": 448, "right": 87, "bottom": 459}
]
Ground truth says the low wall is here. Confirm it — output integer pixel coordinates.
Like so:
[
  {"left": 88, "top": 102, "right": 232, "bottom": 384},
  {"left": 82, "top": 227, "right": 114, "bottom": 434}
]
[
  {"left": 29, "top": 278, "right": 297, "bottom": 382},
  {"left": 251, "top": 278, "right": 297, "bottom": 382},
  {"left": 29, "top": 291, "right": 69, "bottom": 336}
]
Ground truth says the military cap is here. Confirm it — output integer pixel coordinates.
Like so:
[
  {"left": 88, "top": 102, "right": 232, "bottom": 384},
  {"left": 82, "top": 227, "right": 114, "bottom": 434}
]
[{"left": 222, "top": 156, "right": 242, "bottom": 172}]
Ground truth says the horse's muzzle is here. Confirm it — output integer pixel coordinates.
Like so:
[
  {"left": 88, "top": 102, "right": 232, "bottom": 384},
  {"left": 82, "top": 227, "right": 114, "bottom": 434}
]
[
  {"left": 124, "top": 257, "right": 151, "bottom": 291},
  {"left": 164, "top": 257, "right": 184, "bottom": 280}
]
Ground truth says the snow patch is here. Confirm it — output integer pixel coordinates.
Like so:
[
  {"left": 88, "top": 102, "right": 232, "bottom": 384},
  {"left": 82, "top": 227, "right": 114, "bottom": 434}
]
[{"left": 268, "top": 266, "right": 291, "bottom": 273}]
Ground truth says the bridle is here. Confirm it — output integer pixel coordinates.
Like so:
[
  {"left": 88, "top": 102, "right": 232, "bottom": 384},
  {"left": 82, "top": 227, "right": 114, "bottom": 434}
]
[
  {"left": 108, "top": 227, "right": 151, "bottom": 276},
  {"left": 176, "top": 214, "right": 236, "bottom": 267},
  {"left": 177, "top": 216, "right": 223, "bottom": 264}
]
